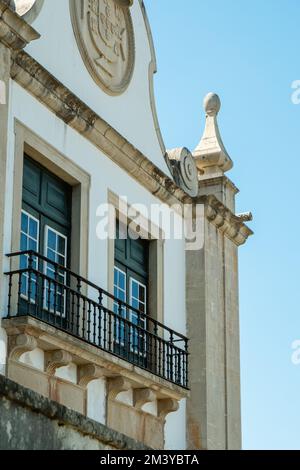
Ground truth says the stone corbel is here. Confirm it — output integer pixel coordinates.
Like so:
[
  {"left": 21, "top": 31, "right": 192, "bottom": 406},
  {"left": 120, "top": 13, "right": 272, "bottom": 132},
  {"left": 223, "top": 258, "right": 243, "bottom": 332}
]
[
  {"left": 45, "top": 350, "right": 73, "bottom": 376},
  {"left": 78, "top": 364, "right": 105, "bottom": 388},
  {"left": 206, "top": 205, "right": 225, "bottom": 228},
  {"left": 7, "top": 333, "right": 37, "bottom": 361},
  {"left": 157, "top": 398, "right": 179, "bottom": 420},
  {"left": 133, "top": 388, "right": 156, "bottom": 410},
  {"left": 108, "top": 377, "right": 132, "bottom": 400}
]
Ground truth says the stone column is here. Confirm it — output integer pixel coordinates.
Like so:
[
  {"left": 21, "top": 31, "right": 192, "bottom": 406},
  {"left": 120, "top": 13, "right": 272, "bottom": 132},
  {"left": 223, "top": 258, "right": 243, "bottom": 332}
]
[{"left": 186, "top": 94, "right": 253, "bottom": 450}]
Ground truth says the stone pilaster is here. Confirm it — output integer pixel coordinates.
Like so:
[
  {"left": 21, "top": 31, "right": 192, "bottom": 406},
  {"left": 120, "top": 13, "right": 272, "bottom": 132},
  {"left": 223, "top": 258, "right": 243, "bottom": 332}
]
[
  {"left": 0, "top": 40, "right": 11, "bottom": 315},
  {"left": 0, "top": 2, "right": 39, "bottom": 374},
  {"left": 186, "top": 93, "right": 253, "bottom": 450}
]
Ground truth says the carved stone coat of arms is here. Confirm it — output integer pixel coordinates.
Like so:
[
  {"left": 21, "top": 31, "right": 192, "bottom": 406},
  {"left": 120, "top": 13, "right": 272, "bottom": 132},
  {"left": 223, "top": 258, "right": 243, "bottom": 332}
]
[{"left": 71, "top": 0, "right": 135, "bottom": 95}]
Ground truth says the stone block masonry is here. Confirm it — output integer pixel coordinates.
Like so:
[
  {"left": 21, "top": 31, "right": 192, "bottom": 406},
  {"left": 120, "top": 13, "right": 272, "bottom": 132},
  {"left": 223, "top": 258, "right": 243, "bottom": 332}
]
[{"left": 0, "top": 375, "right": 149, "bottom": 450}]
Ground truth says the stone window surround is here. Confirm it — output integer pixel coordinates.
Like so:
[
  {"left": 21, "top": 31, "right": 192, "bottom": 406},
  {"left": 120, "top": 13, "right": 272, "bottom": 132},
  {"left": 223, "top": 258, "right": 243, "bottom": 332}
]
[
  {"left": 107, "top": 190, "right": 165, "bottom": 325},
  {"left": 10, "top": 119, "right": 90, "bottom": 280}
]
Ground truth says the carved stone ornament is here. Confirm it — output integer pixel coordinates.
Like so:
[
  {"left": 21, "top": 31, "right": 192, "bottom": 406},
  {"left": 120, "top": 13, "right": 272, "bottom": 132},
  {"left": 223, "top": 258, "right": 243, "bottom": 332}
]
[
  {"left": 70, "top": 0, "right": 135, "bottom": 95},
  {"left": 165, "top": 147, "right": 199, "bottom": 198}
]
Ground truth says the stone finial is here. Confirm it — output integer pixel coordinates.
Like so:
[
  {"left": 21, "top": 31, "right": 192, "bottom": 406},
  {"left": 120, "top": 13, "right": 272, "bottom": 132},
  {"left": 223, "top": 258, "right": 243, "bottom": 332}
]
[{"left": 193, "top": 93, "right": 233, "bottom": 177}]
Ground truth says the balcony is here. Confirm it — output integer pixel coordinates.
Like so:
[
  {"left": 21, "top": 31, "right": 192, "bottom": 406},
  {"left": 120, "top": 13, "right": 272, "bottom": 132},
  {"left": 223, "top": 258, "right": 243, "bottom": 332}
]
[{"left": 4, "top": 250, "right": 189, "bottom": 390}]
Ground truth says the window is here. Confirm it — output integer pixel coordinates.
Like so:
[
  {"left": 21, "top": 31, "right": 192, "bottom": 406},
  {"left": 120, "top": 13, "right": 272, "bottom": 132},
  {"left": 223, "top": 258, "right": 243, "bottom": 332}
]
[
  {"left": 114, "top": 221, "right": 149, "bottom": 360},
  {"left": 20, "top": 210, "right": 39, "bottom": 301},
  {"left": 44, "top": 226, "right": 68, "bottom": 316},
  {"left": 130, "top": 278, "right": 147, "bottom": 355},
  {"left": 19, "top": 156, "right": 72, "bottom": 320}
]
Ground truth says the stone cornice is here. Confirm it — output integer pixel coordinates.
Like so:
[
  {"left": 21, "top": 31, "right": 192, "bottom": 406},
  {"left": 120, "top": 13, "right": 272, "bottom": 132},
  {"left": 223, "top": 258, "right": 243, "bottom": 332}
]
[
  {"left": 199, "top": 174, "right": 239, "bottom": 195},
  {"left": 10, "top": 50, "right": 191, "bottom": 209},
  {"left": 198, "top": 194, "right": 253, "bottom": 246},
  {"left": 0, "top": 1, "right": 40, "bottom": 50}
]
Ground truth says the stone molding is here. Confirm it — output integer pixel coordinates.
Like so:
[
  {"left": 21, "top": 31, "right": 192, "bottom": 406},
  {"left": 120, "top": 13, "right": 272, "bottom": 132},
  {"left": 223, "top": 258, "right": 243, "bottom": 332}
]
[
  {"left": 139, "top": 0, "right": 166, "bottom": 155},
  {"left": 0, "top": 1, "right": 40, "bottom": 50},
  {"left": 2, "top": 316, "right": 188, "bottom": 401},
  {"left": 199, "top": 194, "right": 253, "bottom": 246},
  {"left": 3, "top": 318, "right": 183, "bottom": 431}
]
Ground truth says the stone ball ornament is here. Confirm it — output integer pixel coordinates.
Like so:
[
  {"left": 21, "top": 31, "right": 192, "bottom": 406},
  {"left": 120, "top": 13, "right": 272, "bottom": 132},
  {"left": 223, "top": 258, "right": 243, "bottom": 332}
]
[
  {"left": 203, "top": 92, "right": 221, "bottom": 117},
  {"left": 166, "top": 147, "right": 199, "bottom": 198}
]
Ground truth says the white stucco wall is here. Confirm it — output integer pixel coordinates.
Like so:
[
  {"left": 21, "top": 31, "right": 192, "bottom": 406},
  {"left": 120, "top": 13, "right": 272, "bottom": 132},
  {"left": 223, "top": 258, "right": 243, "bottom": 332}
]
[
  {"left": 0, "top": 80, "right": 187, "bottom": 449},
  {"left": 25, "top": 0, "right": 168, "bottom": 174}
]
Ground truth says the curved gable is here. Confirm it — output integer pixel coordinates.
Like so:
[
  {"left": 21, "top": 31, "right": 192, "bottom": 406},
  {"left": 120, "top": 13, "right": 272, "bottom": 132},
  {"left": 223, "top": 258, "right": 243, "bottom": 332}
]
[{"left": 24, "top": 0, "right": 168, "bottom": 173}]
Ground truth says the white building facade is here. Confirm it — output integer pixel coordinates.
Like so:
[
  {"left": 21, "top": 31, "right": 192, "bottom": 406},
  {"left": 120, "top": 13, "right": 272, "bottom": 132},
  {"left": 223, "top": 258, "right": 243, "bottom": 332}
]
[{"left": 0, "top": 0, "right": 252, "bottom": 450}]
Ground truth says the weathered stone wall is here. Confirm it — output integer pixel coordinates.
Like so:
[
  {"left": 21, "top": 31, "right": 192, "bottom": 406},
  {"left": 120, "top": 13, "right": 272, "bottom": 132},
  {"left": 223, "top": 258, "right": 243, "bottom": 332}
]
[
  {"left": 0, "top": 375, "right": 149, "bottom": 450},
  {"left": 186, "top": 179, "right": 245, "bottom": 450}
]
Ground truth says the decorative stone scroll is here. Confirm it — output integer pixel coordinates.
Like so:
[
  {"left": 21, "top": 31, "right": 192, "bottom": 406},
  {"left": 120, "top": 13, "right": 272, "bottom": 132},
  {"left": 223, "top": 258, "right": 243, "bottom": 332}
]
[
  {"left": 8, "top": 333, "right": 37, "bottom": 361},
  {"left": 45, "top": 350, "right": 73, "bottom": 376},
  {"left": 78, "top": 364, "right": 105, "bottom": 387},
  {"left": 133, "top": 388, "right": 156, "bottom": 410},
  {"left": 165, "top": 147, "right": 198, "bottom": 198},
  {"left": 157, "top": 398, "right": 179, "bottom": 419},
  {"left": 108, "top": 376, "right": 131, "bottom": 400},
  {"left": 70, "top": 0, "right": 135, "bottom": 95}
]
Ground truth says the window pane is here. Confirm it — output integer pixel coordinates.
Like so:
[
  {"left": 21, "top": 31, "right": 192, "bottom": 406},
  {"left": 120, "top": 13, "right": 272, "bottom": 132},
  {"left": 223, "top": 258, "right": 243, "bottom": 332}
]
[
  {"left": 132, "top": 280, "right": 138, "bottom": 299},
  {"left": 29, "top": 237, "right": 37, "bottom": 251},
  {"left": 20, "top": 233, "right": 27, "bottom": 251},
  {"left": 139, "top": 285, "right": 145, "bottom": 303},
  {"left": 29, "top": 218, "right": 38, "bottom": 239},
  {"left": 48, "top": 230, "right": 56, "bottom": 250},
  {"left": 20, "top": 211, "right": 39, "bottom": 302},
  {"left": 21, "top": 212, "right": 28, "bottom": 233},
  {"left": 47, "top": 248, "right": 56, "bottom": 261},
  {"left": 58, "top": 236, "right": 66, "bottom": 255},
  {"left": 44, "top": 227, "right": 67, "bottom": 317}
]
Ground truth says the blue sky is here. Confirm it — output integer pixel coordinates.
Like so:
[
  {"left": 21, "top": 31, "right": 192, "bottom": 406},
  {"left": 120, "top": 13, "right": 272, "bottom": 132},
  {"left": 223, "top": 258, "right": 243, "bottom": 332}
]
[{"left": 144, "top": 0, "right": 300, "bottom": 450}]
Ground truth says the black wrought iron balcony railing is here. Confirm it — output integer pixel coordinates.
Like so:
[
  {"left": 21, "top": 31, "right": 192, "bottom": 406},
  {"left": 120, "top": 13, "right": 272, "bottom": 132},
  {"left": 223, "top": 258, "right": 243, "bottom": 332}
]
[{"left": 4, "top": 251, "right": 189, "bottom": 389}]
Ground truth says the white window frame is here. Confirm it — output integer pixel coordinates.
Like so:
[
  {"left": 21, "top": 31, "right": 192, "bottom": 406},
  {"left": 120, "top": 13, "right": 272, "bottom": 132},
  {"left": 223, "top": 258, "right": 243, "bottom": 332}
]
[
  {"left": 20, "top": 209, "right": 40, "bottom": 303},
  {"left": 129, "top": 277, "right": 147, "bottom": 356},
  {"left": 113, "top": 266, "right": 127, "bottom": 346},
  {"left": 43, "top": 225, "right": 68, "bottom": 317}
]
